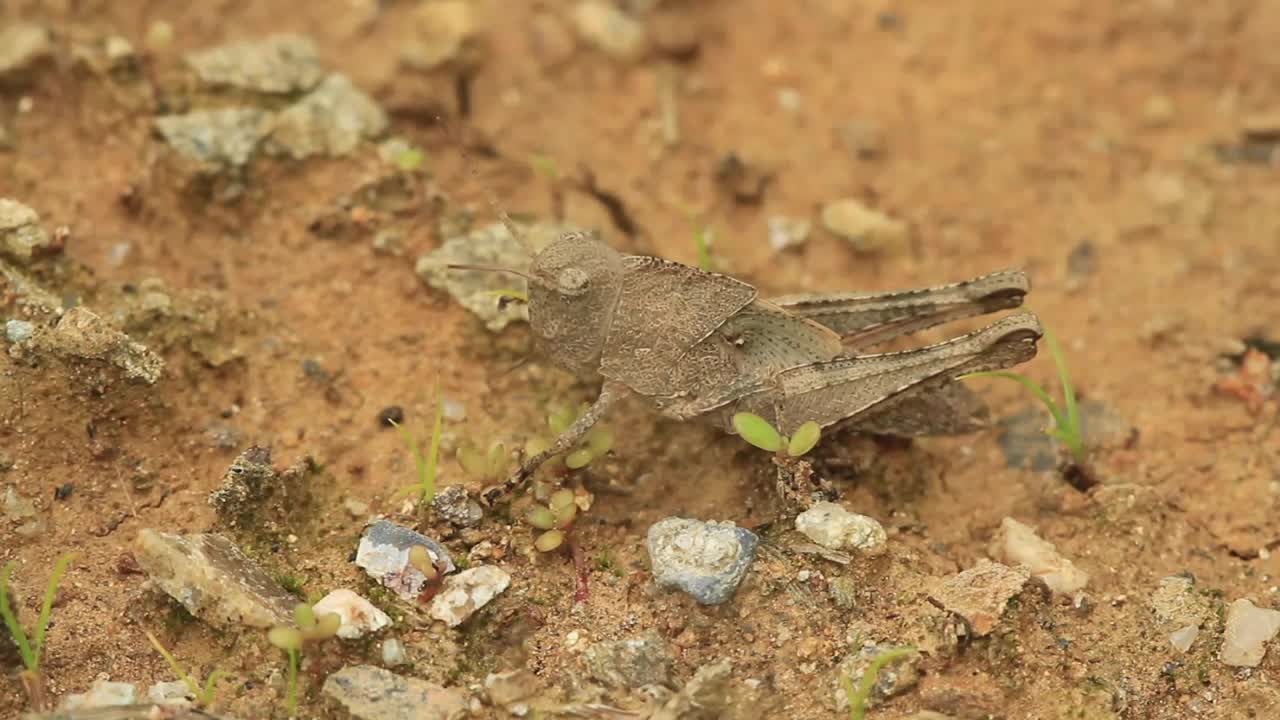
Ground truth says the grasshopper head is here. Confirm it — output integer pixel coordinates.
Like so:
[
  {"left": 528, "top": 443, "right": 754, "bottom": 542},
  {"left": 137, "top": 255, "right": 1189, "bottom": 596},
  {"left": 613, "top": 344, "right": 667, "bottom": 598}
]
[{"left": 527, "top": 231, "right": 624, "bottom": 375}]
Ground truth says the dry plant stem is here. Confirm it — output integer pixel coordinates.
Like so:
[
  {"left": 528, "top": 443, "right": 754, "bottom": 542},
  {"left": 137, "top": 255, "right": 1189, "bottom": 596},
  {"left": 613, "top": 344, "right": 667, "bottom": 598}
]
[{"left": 20, "top": 670, "right": 48, "bottom": 711}]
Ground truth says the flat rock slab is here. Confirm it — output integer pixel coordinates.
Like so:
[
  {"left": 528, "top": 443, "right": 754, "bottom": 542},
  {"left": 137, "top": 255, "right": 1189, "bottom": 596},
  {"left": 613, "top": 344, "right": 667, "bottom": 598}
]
[
  {"left": 323, "top": 665, "right": 468, "bottom": 720},
  {"left": 185, "top": 34, "right": 324, "bottom": 94},
  {"left": 1221, "top": 598, "right": 1280, "bottom": 668},
  {"left": 929, "top": 560, "right": 1030, "bottom": 636},
  {"left": 134, "top": 529, "right": 296, "bottom": 629}
]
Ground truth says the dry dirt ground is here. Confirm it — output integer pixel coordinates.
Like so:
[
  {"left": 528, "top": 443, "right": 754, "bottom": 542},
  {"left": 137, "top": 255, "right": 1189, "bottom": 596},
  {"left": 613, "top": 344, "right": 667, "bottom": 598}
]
[{"left": 3, "top": 0, "right": 1280, "bottom": 718}]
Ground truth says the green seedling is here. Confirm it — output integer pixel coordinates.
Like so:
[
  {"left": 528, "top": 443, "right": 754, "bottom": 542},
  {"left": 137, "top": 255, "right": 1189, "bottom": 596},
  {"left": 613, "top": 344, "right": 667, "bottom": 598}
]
[
  {"left": 145, "top": 631, "right": 226, "bottom": 708},
  {"left": 391, "top": 386, "right": 446, "bottom": 504},
  {"left": 1, "top": 554, "right": 74, "bottom": 710},
  {"left": 693, "top": 223, "right": 714, "bottom": 271},
  {"left": 394, "top": 146, "right": 425, "bottom": 172},
  {"left": 525, "top": 487, "right": 592, "bottom": 602},
  {"left": 960, "top": 322, "right": 1084, "bottom": 464},
  {"left": 840, "top": 646, "right": 916, "bottom": 720},
  {"left": 267, "top": 603, "right": 340, "bottom": 717},
  {"left": 732, "top": 412, "right": 821, "bottom": 458},
  {"left": 525, "top": 403, "right": 614, "bottom": 472},
  {"left": 457, "top": 439, "right": 510, "bottom": 484}
]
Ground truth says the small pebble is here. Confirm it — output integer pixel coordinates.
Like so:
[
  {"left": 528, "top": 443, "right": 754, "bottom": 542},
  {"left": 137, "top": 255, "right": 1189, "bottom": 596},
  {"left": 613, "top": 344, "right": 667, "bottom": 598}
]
[
  {"left": 312, "top": 589, "right": 392, "bottom": 639},
  {"left": 989, "top": 517, "right": 1088, "bottom": 596},
  {"left": 429, "top": 565, "right": 511, "bottom": 627},
  {"left": 767, "top": 215, "right": 811, "bottom": 251},
  {"left": 62, "top": 679, "right": 138, "bottom": 709},
  {"left": 381, "top": 638, "right": 409, "bottom": 667},
  {"left": 5, "top": 319, "right": 34, "bottom": 343},
  {"left": 646, "top": 517, "right": 758, "bottom": 605},
  {"left": 1221, "top": 598, "right": 1280, "bottom": 668},
  {"left": 355, "top": 520, "right": 454, "bottom": 601},
  {"left": 794, "top": 502, "right": 886, "bottom": 553},
  {"left": 820, "top": 198, "right": 909, "bottom": 253},
  {"left": 571, "top": 0, "right": 647, "bottom": 60},
  {"left": 1170, "top": 624, "right": 1199, "bottom": 653}
]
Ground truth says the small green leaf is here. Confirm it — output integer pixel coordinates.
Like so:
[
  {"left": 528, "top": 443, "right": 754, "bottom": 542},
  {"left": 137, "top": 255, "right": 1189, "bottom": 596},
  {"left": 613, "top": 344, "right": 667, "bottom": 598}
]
[
  {"left": 527, "top": 506, "right": 557, "bottom": 530},
  {"left": 732, "top": 412, "right": 783, "bottom": 452},
  {"left": 457, "top": 444, "right": 488, "bottom": 478},
  {"left": 267, "top": 626, "right": 303, "bottom": 652},
  {"left": 524, "top": 436, "right": 552, "bottom": 458},
  {"left": 787, "top": 421, "right": 822, "bottom": 457},
  {"left": 565, "top": 448, "right": 594, "bottom": 469},
  {"left": 312, "top": 612, "right": 341, "bottom": 639},
  {"left": 587, "top": 426, "right": 614, "bottom": 456},
  {"left": 293, "top": 603, "right": 315, "bottom": 629},
  {"left": 394, "top": 147, "right": 425, "bottom": 172},
  {"left": 549, "top": 489, "right": 577, "bottom": 511},
  {"left": 486, "top": 442, "right": 508, "bottom": 475},
  {"left": 535, "top": 530, "right": 565, "bottom": 552},
  {"left": 548, "top": 406, "right": 577, "bottom": 435}
]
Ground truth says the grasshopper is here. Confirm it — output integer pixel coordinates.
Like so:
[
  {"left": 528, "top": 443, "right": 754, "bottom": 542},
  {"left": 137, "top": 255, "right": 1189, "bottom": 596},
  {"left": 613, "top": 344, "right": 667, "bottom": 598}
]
[{"left": 450, "top": 207, "right": 1042, "bottom": 505}]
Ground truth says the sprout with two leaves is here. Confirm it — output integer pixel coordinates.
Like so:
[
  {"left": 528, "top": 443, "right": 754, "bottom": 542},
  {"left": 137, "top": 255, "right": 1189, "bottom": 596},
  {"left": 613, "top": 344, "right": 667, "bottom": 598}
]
[
  {"left": 267, "top": 603, "right": 340, "bottom": 717},
  {"left": 732, "top": 412, "right": 831, "bottom": 505}
]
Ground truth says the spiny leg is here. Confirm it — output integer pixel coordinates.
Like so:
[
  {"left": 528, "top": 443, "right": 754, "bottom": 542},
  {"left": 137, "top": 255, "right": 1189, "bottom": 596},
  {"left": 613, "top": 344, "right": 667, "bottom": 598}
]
[
  {"left": 480, "top": 381, "right": 628, "bottom": 506},
  {"left": 769, "top": 270, "right": 1029, "bottom": 352}
]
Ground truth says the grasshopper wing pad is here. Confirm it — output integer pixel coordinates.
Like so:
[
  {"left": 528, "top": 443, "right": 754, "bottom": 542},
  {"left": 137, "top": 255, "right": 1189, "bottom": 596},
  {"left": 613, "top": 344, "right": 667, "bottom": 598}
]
[
  {"left": 767, "top": 313, "right": 1042, "bottom": 435},
  {"left": 769, "top": 270, "right": 1029, "bottom": 350},
  {"left": 849, "top": 381, "right": 992, "bottom": 436},
  {"left": 600, "top": 257, "right": 757, "bottom": 396},
  {"left": 676, "top": 300, "right": 844, "bottom": 413}
]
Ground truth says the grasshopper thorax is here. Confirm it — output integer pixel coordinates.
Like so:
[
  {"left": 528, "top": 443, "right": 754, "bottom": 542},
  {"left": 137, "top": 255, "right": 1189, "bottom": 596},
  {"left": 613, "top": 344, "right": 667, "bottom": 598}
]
[{"left": 528, "top": 231, "right": 625, "bottom": 376}]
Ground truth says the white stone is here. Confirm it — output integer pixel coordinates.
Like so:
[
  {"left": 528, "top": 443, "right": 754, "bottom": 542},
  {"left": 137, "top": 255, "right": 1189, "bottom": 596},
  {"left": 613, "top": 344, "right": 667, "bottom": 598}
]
[
  {"left": 62, "top": 679, "right": 138, "bottom": 709},
  {"left": 794, "top": 502, "right": 886, "bottom": 553},
  {"left": 989, "top": 517, "right": 1088, "bottom": 596},
  {"left": 1221, "top": 598, "right": 1280, "bottom": 667},
  {"left": 1170, "top": 624, "right": 1199, "bottom": 653},
  {"left": 147, "top": 680, "right": 192, "bottom": 705},
  {"left": 381, "top": 638, "right": 409, "bottom": 666},
  {"left": 313, "top": 588, "right": 393, "bottom": 639},
  {"left": 429, "top": 565, "right": 511, "bottom": 627}
]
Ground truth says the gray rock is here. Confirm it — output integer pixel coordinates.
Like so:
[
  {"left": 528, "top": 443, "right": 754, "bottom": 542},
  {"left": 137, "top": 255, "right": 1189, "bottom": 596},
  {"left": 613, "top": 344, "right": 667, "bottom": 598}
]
[
  {"left": 1, "top": 198, "right": 51, "bottom": 262},
  {"left": 1221, "top": 598, "right": 1280, "bottom": 668},
  {"left": 0, "top": 24, "right": 53, "bottom": 79},
  {"left": 312, "top": 588, "right": 392, "bottom": 639},
  {"left": 185, "top": 34, "right": 323, "bottom": 94},
  {"left": 147, "top": 680, "right": 192, "bottom": 705},
  {"left": 431, "top": 485, "right": 482, "bottom": 527},
  {"left": 18, "top": 307, "right": 164, "bottom": 384},
  {"left": 651, "top": 659, "right": 733, "bottom": 720},
  {"left": 484, "top": 669, "right": 541, "bottom": 710},
  {"left": 820, "top": 198, "right": 908, "bottom": 253},
  {"left": 355, "top": 519, "right": 455, "bottom": 600},
  {"left": 794, "top": 502, "right": 886, "bottom": 553},
  {"left": 997, "top": 399, "right": 1132, "bottom": 470},
  {"left": 264, "top": 74, "right": 388, "bottom": 159},
  {"left": 1170, "top": 624, "right": 1199, "bottom": 653},
  {"left": 62, "top": 679, "right": 139, "bottom": 709},
  {"left": 646, "top": 518, "right": 758, "bottom": 605},
  {"left": 323, "top": 665, "right": 468, "bottom": 720},
  {"left": 6, "top": 319, "right": 35, "bottom": 343},
  {"left": 584, "top": 632, "right": 674, "bottom": 689},
  {"left": 133, "top": 529, "right": 296, "bottom": 628},
  {"left": 3, "top": 484, "right": 44, "bottom": 538},
  {"left": 154, "top": 107, "right": 272, "bottom": 170},
  {"left": 415, "top": 221, "right": 583, "bottom": 332},
  {"left": 571, "top": 1, "right": 647, "bottom": 60},
  {"left": 428, "top": 565, "right": 511, "bottom": 627},
  {"left": 928, "top": 560, "right": 1029, "bottom": 636}
]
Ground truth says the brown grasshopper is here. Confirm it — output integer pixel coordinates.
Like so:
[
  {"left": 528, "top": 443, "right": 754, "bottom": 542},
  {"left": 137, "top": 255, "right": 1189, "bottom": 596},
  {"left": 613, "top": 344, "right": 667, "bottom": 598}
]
[{"left": 449, "top": 209, "right": 1043, "bottom": 505}]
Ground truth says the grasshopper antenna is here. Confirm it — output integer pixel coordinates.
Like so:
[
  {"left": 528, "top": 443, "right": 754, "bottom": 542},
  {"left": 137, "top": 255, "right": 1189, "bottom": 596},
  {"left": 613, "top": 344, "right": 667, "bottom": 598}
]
[{"left": 435, "top": 114, "right": 534, "bottom": 255}]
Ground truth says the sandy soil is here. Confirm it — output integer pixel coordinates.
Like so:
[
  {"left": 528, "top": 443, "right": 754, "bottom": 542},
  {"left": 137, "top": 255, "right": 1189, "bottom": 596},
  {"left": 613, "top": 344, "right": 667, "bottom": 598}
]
[{"left": 3, "top": 0, "right": 1280, "bottom": 718}]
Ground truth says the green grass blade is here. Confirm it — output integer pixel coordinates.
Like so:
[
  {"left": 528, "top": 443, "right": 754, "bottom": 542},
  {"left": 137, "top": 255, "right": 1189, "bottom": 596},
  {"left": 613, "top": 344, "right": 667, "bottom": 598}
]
[
  {"left": 31, "top": 553, "right": 73, "bottom": 672},
  {"left": 694, "top": 225, "right": 713, "bottom": 271},
  {"left": 203, "top": 668, "right": 227, "bottom": 705},
  {"left": 423, "top": 386, "right": 445, "bottom": 503},
  {"left": 1043, "top": 325, "right": 1083, "bottom": 454},
  {"left": 960, "top": 370, "right": 1068, "bottom": 429},
  {"left": 845, "top": 646, "right": 916, "bottom": 720},
  {"left": 0, "top": 561, "right": 36, "bottom": 671},
  {"left": 145, "top": 630, "right": 201, "bottom": 699}
]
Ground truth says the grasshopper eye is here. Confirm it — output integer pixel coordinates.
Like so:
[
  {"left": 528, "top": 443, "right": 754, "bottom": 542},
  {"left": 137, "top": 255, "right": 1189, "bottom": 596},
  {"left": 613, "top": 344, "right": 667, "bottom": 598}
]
[{"left": 556, "top": 267, "right": 590, "bottom": 296}]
